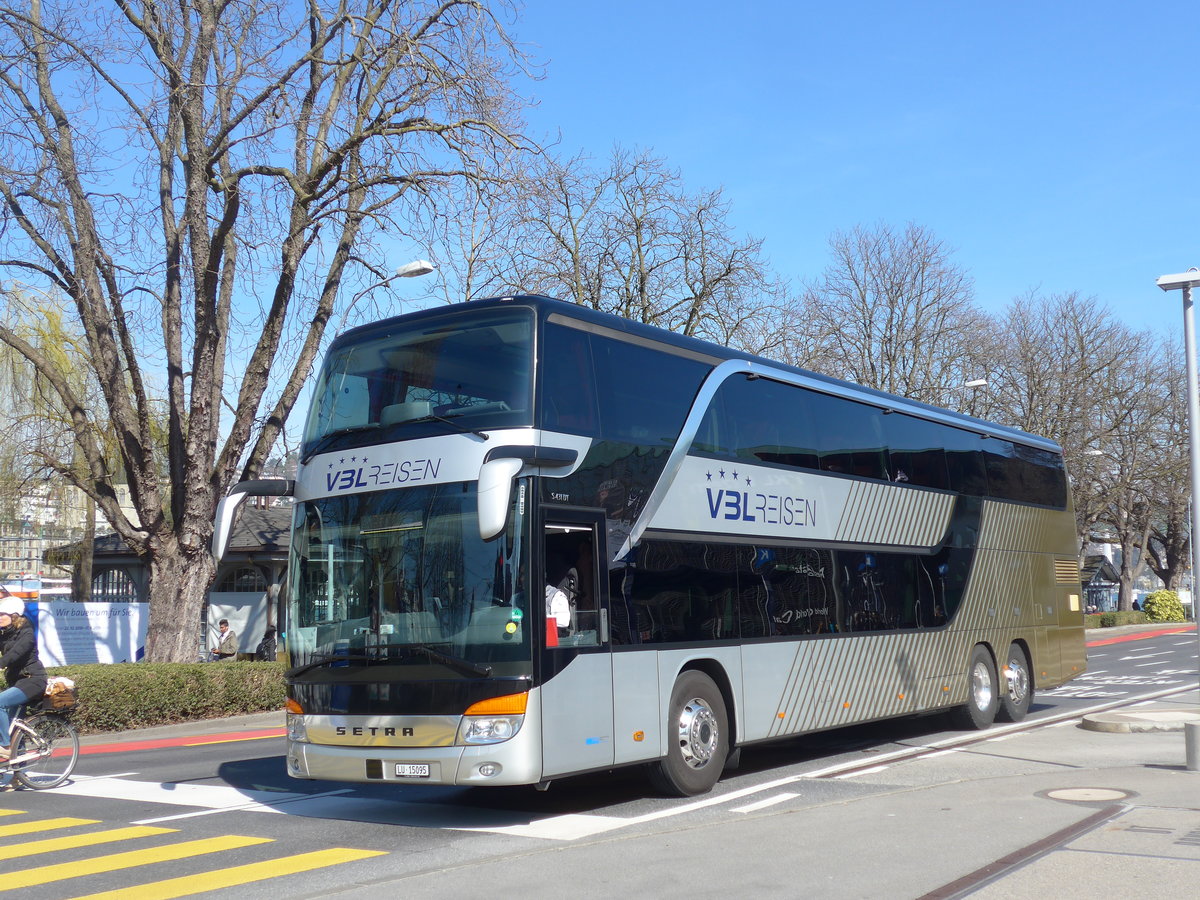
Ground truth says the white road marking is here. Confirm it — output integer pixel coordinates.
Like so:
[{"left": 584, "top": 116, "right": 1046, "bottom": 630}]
[
  {"left": 732, "top": 793, "right": 798, "bottom": 813},
  {"left": 834, "top": 765, "right": 889, "bottom": 779},
  {"left": 52, "top": 775, "right": 352, "bottom": 822}
]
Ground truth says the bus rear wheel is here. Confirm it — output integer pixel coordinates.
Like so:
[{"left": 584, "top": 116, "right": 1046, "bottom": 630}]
[
  {"left": 997, "top": 643, "right": 1033, "bottom": 723},
  {"left": 950, "top": 645, "right": 999, "bottom": 730},
  {"left": 649, "top": 670, "right": 728, "bottom": 797}
]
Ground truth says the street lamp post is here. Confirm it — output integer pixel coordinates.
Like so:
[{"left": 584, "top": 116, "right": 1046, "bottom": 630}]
[
  {"left": 946, "top": 378, "right": 987, "bottom": 415},
  {"left": 1156, "top": 270, "right": 1200, "bottom": 767}
]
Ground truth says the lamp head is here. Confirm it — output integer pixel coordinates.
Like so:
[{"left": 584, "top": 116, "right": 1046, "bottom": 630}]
[
  {"left": 396, "top": 260, "right": 436, "bottom": 278},
  {"left": 1156, "top": 269, "right": 1200, "bottom": 292}
]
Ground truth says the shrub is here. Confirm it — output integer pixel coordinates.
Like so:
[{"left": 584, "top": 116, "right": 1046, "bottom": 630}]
[
  {"left": 1095, "top": 610, "right": 1147, "bottom": 628},
  {"left": 1142, "top": 590, "right": 1187, "bottom": 623},
  {"left": 41, "top": 661, "right": 286, "bottom": 735}
]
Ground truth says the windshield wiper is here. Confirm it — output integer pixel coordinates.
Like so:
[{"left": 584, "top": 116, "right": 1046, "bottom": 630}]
[
  {"left": 409, "top": 413, "right": 490, "bottom": 441},
  {"left": 302, "top": 423, "right": 381, "bottom": 461},
  {"left": 286, "top": 650, "right": 374, "bottom": 678},
  {"left": 394, "top": 643, "right": 493, "bottom": 678}
]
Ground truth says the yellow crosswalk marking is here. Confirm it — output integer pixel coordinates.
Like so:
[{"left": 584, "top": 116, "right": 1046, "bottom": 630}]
[
  {"left": 0, "top": 808, "right": 25, "bottom": 818},
  {"left": 0, "top": 826, "right": 178, "bottom": 861},
  {"left": 69, "top": 848, "right": 388, "bottom": 900},
  {"left": 0, "top": 817, "right": 101, "bottom": 838},
  {"left": 4, "top": 834, "right": 274, "bottom": 889}
]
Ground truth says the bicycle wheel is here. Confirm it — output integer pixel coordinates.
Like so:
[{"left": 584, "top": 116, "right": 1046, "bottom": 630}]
[{"left": 12, "top": 714, "right": 79, "bottom": 789}]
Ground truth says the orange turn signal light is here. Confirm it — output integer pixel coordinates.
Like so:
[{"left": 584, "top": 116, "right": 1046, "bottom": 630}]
[
  {"left": 285, "top": 697, "right": 304, "bottom": 715},
  {"left": 465, "top": 692, "right": 528, "bottom": 716}
]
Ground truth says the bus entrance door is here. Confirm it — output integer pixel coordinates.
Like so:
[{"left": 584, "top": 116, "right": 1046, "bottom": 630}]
[{"left": 539, "top": 514, "right": 615, "bottom": 778}]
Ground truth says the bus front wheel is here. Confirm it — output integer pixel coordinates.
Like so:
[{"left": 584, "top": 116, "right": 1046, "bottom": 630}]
[
  {"left": 950, "top": 645, "right": 999, "bottom": 730},
  {"left": 649, "top": 670, "right": 728, "bottom": 797}
]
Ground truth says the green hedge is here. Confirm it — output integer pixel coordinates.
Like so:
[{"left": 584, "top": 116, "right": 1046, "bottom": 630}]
[
  {"left": 39, "top": 662, "right": 286, "bottom": 735},
  {"left": 1084, "top": 611, "right": 1148, "bottom": 629}
]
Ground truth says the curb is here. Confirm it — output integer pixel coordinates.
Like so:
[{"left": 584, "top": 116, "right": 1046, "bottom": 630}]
[{"left": 1080, "top": 708, "right": 1200, "bottom": 733}]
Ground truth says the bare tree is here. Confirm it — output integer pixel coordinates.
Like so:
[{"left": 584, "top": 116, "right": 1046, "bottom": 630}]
[
  {"left": 1143, "top": 338, "right": 1191, "bottom": 590},
  {"left": 491, "top": 146, "right": 781, "bottom": 349},
  {"left": 504, "top": 150, "right": 610, "bottom": 305},
  {"left": 991, "top": 290, "right": 1159, "bottom": 592},
  {"left": 991, "top": 292, "right": 1170, "bottom": 608},
  {"left": 0, "top": 0, "right": 534, "bottom": 660},
  {"left": 794, "top": 223, "right": 994, "bottom": 406}
]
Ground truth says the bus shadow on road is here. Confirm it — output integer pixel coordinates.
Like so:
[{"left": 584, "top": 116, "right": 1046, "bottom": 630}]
[
  {"left": 209, "top": 707, "right": 1045, "bottom": 829},
  {"left": 213, "top": 754, "right": 657, "bottom": 829}
]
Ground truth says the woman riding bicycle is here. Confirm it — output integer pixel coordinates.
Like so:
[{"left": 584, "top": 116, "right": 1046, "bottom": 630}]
[{"left": 0, "top": 593, "right": 46, "bottom": 762}]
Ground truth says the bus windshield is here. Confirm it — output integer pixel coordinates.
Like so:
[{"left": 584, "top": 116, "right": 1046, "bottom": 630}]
[
  {"left": 302, "top": 307, "right": 534, "bottom": 457},
  {"left": 287, "top": 481, "right": 531, "bottom": 678}
]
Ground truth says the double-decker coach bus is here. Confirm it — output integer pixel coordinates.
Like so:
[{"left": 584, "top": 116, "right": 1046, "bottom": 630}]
[{"left": 214, "top": 295, "right": 1085, "bottom": 796}]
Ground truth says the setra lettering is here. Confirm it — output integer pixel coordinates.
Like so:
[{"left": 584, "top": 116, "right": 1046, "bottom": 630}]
[{"left": 335, "top": 726, "right": 399, "bottom": 737}]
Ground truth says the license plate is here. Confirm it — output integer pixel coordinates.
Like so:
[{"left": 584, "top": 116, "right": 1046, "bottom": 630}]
[{"left": 395, "top": 764, "right": 430, "bottom": 778}]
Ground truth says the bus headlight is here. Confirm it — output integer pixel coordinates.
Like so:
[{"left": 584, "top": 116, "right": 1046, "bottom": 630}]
[
  {"left": 457, "top": 691, "right": 528, "bottom": 745},
  {"left": 459, "top": 715, "right": 524, "bottom": 744}
]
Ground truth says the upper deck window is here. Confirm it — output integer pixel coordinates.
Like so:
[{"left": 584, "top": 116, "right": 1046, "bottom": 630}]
[
  {"left": 540, "top": 321, "right": 711, "bottom": 444},
  {"left": 303, "top": 308, "right": 534, "bottom": 456}
]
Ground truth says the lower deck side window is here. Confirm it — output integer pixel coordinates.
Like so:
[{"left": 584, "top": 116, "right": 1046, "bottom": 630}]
[{"left": 609, "top": 539, "right": 971, "bottom": 645}]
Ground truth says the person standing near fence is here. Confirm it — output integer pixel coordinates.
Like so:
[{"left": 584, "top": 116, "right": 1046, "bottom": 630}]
[{"left": 0, "top": 593, "right": 47, "bottom": 761}]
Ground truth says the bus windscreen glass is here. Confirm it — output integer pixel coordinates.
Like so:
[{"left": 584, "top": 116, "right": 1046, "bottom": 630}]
[
  {"left": 287, "top": 481, "right": 531, "bottom": 677},
  {"left": 302, "top": 308, "right": 534, "bottom": 454}
]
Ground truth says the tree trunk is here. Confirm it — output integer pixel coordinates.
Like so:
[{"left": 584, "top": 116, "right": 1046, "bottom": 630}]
[
  {"left": 144, "top": 539, "right": 217, "bottom": 662},
  {"left": 71, "top": 493, "right": 95, "bottom": 602}
]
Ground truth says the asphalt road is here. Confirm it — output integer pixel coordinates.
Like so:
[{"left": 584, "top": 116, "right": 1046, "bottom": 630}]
[{"left": 1, "top": 625, "right": 1196, "bottom": 898}]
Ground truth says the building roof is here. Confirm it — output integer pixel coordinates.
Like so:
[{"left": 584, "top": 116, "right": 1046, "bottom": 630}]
[
  {"left": 44, "top": 504, "right": 292, "bottom": 564},
  {"left": 225, "top": 504, "right": 292, "bottom": 555},
  {"left": 1081, "top": 554, "right": 1119, "bottom": 587}
]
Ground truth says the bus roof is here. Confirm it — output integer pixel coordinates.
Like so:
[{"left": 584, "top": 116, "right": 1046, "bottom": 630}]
[{"left": 333, "top": 295, "right": 1062, "bottom": 455}]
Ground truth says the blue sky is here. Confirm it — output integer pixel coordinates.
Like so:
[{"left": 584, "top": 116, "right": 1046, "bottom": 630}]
[{"left": 513, "top": 1, "right": 1197, "bottom": 337}]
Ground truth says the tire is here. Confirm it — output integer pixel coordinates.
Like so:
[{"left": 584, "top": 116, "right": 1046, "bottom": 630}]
[
  {"left": 12, "top": 714, "right": 79, "bottom": 790},
  {"left": 648, "top": 670, "right": 729, "bottom": 797},
  {"left": 997, "top": 643, "right": 1033, "bottom": 723},
  {"left": 949, "top": 645, "right": 999, "bottom": 730}
]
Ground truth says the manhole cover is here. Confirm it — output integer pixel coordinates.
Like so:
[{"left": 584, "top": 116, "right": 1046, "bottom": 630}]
[{"left": 1045, "top": 788, "right": 1130, "bottom": 802}]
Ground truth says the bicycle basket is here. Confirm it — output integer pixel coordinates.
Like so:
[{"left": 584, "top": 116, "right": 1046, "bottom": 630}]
[{"left": 43, "top": 676, "right": 78, "bottom": 710}]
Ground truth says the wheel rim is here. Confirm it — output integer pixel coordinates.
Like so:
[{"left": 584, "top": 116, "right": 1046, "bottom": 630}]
[
  {"left": 970, "top": 660, "right": 994, "bottom": 711},
  {"left": 1006, "top": 656, "right": 1029, "bottom": 705},
  {"left": 676, "top": 697, "right": 719, "bottom": 769},
  {"left": 13, "top": 716, "right": 78, "bottom": 788}
]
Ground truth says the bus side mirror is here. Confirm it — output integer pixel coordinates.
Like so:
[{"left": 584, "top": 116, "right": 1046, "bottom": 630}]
[
  {"left": 477, "top": 445, "right": 579, "bottom": 541},
  {"left": 477, "top": 457, "right": 523, "bottom": 541},
  {"left": 213, "top": 479, "right": 294, "bottom": 559}
]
